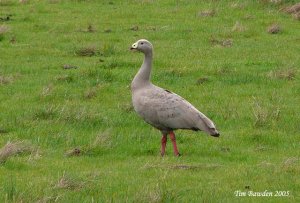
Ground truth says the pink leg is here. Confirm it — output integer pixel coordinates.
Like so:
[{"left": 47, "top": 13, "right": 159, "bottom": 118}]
[
  {"left": 169, "top": 131, "right": 180, "bottom": 156},
  {"left": 161, "top": 134, "right": 167, "bottom": 156}
]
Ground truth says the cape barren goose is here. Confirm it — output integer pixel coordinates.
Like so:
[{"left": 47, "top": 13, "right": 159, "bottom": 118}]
[{"left": 130, "top": 39, "right": 219, "bottom": 156}]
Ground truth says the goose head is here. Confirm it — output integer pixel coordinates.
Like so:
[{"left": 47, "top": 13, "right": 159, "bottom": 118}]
[{"left": 130, "top": 39, "right": 153, "bottom": 54}]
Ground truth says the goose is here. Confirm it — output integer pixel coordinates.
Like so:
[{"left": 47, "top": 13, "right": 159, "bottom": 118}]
[{"left": 130, "top": 39, "right": 219, "bottom": 156}]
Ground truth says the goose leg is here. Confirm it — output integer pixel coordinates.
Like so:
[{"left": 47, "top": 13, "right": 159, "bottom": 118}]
[
  {"left": 169, "top": 131, "right": 180, "bottom": 156},
  {"left": 161, "top": 134, "right": 167, "bottom": 156}
]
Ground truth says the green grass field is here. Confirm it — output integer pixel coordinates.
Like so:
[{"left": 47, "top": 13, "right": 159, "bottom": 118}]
[{"left": 0, "top": 0, "right": 300, "bottom": 202}]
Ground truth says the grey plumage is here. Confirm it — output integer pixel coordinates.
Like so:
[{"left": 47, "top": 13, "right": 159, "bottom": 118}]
[{"left": 130, "top": 39, "right": 219, "bottom": 137}]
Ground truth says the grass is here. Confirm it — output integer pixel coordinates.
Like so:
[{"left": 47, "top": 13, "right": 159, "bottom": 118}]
[{"left": 0, "top": 0, "right": 300, "bottom": 202}]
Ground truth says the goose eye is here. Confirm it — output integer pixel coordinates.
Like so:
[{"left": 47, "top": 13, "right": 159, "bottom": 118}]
[{"left": 141, "top": 42, "right": 144, "bottom": 45}]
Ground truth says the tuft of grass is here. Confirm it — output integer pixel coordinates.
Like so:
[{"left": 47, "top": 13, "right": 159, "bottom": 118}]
[
  {"left": 0, "top": 141, "right": 33, "bottom": 163},
  {"left": 65, "top": 130, "right": 113, "bottom": 157},
  {"left": 83, "top": 88, "right": 97, "bottom": 99},
  {"left": 119, "top": 102, "right": 134, "bottom": 113},
  {"left": 65, "top": 148, "right": 81, "bottom": 157},
  {"left": 130, "top": 25, "right": 139, "bottom": 31},
  {"left": 40, "top": 83, "right": 54, "bottom": 98},
  {"left": 34, "top": 105, "right": 58, "bottom": 120},
  {"left": 232, "top": 21, "right": 246, "bottom": 32},
  {"left": 267, "top": 23, "right": 281, "bottom": 34},
  {"left": 282, "top": 157, "right": 299, "bottom": 172},
  {"left": 196, "top": 77, "right": 209, "bottom": 85},
  {"left": 0, "top": 25, "right": 9, "bottom": 33},
  {"left": 292, "top": 12, "right": 300, "bottom": 20},
  {"left": 102, "top": 60, "right": 119, "bottom": 69},
  {"left": 83, "top": 84, "right": 103, "bottom": 99},
  {"left": 252, "top": 97, "right": 281, "bottom": 127},
  {"left": 197, "top": 9, "right": 215, "bottom": 17},
  {"left": 35, "top": 195, "right": 61, "bottom": 203},
  {"left": 55, "top": 74, "right": 74, "bottom": 82},
  {"left": 210, "top": 36, "right": 233, "bottom": 47},
  {"left": 88, "top": 130, "right": 112, "bottom": 149},
  {"left": 0, "top": 75, "right": 13, "bottom": 85},
  {"left": 87, "top": 24, "right": 96, "bottom": 33},
  {"left": 63, "top": 64, "right": 78, "bottom": 70},
  {"left": 267, "top": 68, "right": 297, "bottom": 80},
  {"left": 75, "top": 46, "right": 98, "bottom": 57},
  {"left": 135, "top": 175, "right": 178, "bottom": 203},
  {"left": 102, "top": 43, "right": 116, "bottom": 56},
  {"left": 0, "top": 25, "right": 9, "bottom": 41},
  {"left": 54, "top": 172, "right": 85, "bottom": 190},
  {"left": 284, "top": 2, "right": 300, "bottom": 14}
]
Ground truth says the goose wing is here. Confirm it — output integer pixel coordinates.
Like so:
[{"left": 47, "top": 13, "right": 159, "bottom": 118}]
[{"left": 142, "top": 86, "right": 217, "bottom": 135}]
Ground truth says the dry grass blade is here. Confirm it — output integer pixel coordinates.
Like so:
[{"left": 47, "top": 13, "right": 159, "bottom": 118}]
[{"left": 0, "top": 141, "right": 33, "bottom": 163}]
